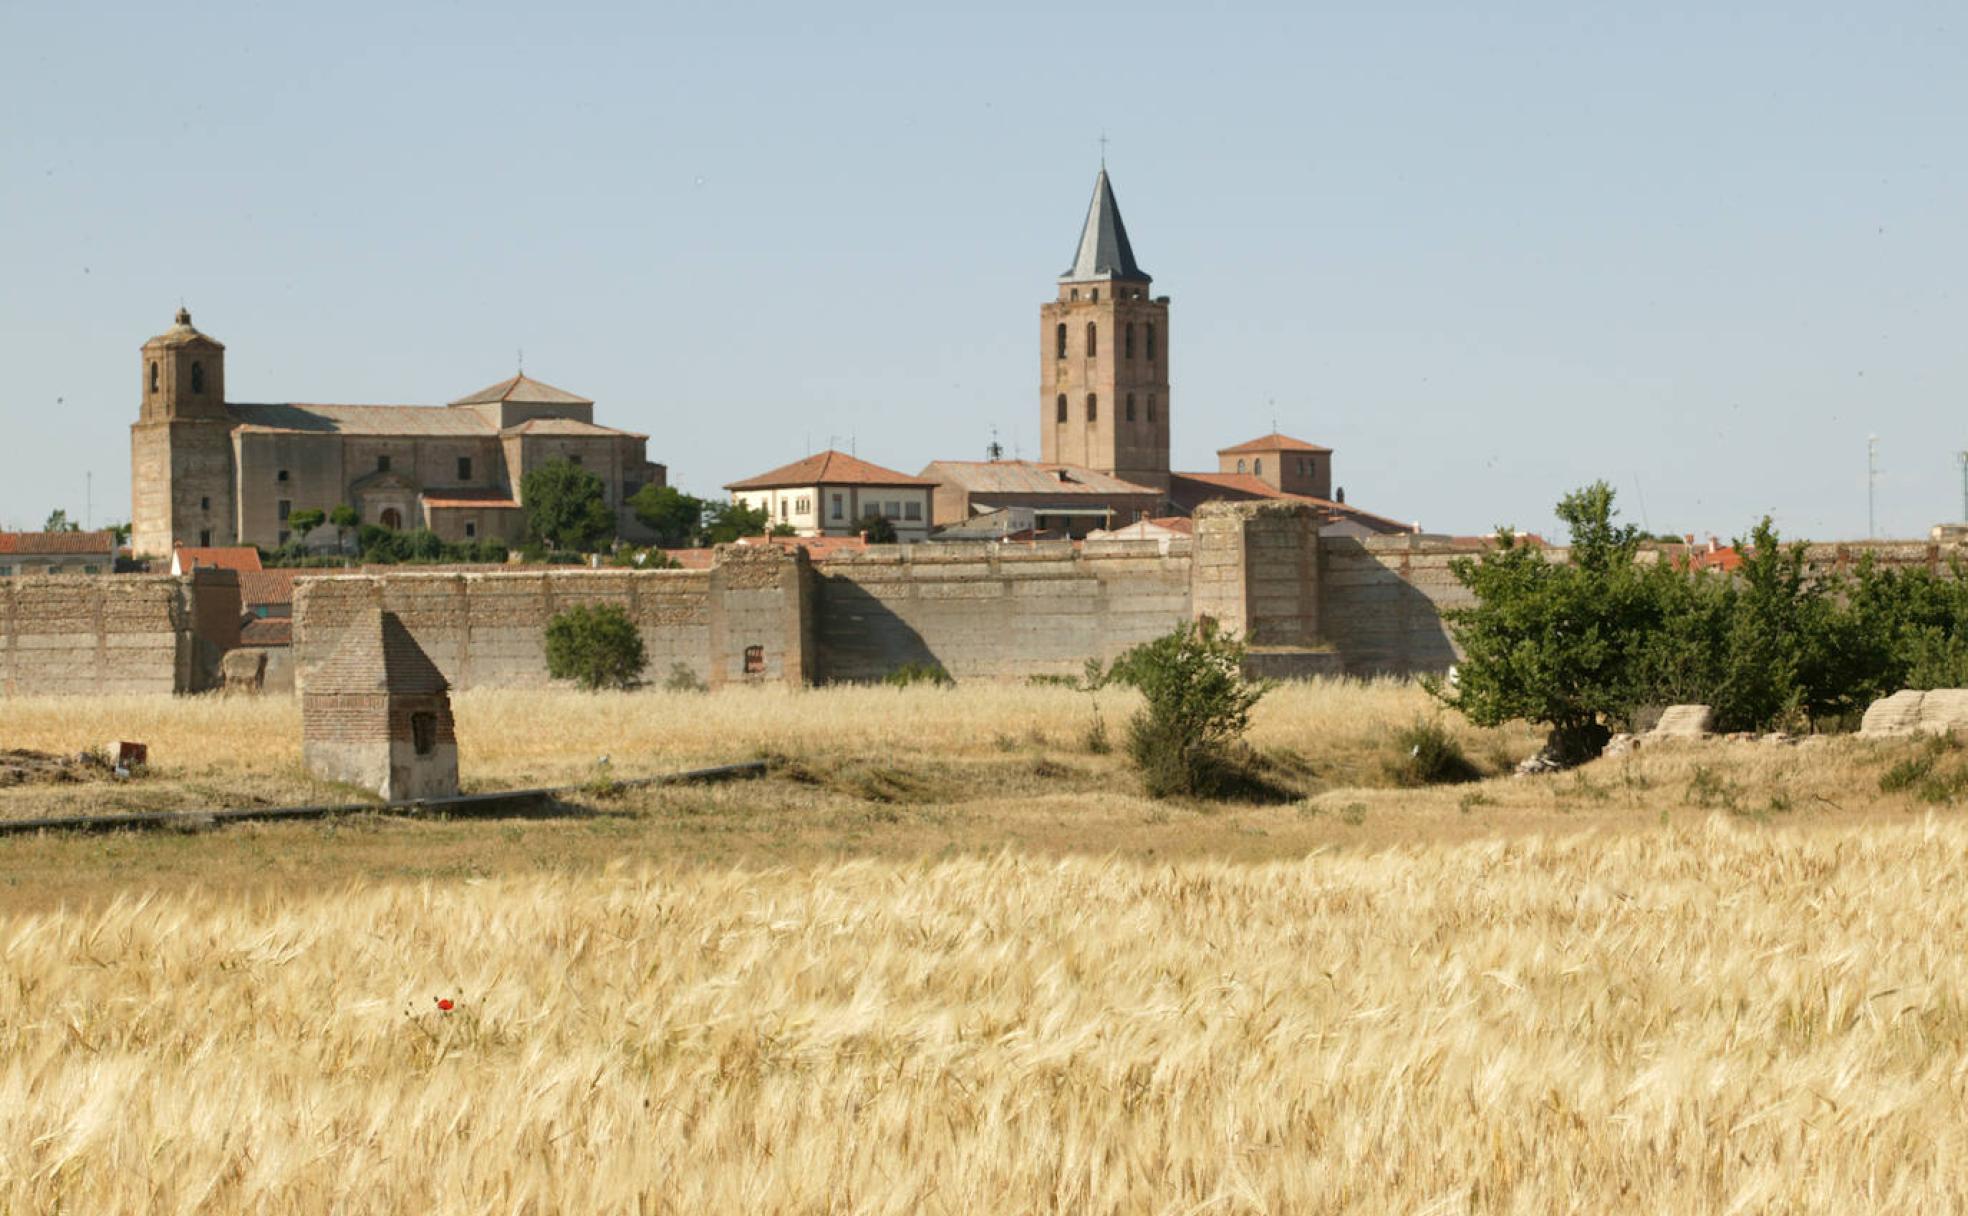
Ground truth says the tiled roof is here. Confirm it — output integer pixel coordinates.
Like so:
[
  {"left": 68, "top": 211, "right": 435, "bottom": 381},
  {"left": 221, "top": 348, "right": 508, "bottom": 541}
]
[
  {"left": 726, "top": 450, "right": 934, "bottom": 491},
  {"left": 239, "top": 568, "right": 300, "bottom": 608},
  {"left": 448, "top": 373, "right": 593, "bottom": 407},
  {"left": 143, "top": 307, "right": 224, "bottom": 351},
  {"left": 1062, "top": 169, "right": 1149, "bottom": 284},
  {"left": 422, "top": 489, "right": 522, "bottom": 510},
  {"left": 229, "top": 403, "right": 495, "bottom": 437},
  {"left": 500, "top": 418, "right": 645, "bottom": 439},
  {"left": 1216, "top": 432, "right": 1332, "bottom": 455},
  {"left": 1167, "top": 473, "right": 1416, "bottom": 535},
  {"left": 1149, "top": 515, "right": 1195, "bottom": 535},
  {"left": 918, "top": 460, "right": 1158, "bottom": 497},
  {"left": 0, "top": 530, "right": 117, "bottom": 556},
  {"left": 173, "top": 545, "right": 263, "bottom": 573},
  {"left": 239, "top": 618, "right": 293, "bottom": 647},
  {"left": 308, "top": 611, "right": 449, "bottom": 696}
]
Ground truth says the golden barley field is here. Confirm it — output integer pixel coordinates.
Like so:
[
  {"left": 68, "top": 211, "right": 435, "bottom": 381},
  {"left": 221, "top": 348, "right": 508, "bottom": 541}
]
[
  {"left": 4, "top": 681, "right": 1968, "bottom": 1212},
  {"left": 5, "top": 822, "right": 1968, "bottom": 1213}
]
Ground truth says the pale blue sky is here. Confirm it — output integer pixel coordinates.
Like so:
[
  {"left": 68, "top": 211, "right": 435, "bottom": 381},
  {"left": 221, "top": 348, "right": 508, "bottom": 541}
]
[{"left": 3, "top": 0, "right": 1964, "bottom": 540}]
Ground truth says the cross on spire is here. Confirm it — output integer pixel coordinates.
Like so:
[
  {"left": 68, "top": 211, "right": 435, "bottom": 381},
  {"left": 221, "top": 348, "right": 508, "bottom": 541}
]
[{"left": 1098, "top": 131, "right": 1108, "bottom": 168}]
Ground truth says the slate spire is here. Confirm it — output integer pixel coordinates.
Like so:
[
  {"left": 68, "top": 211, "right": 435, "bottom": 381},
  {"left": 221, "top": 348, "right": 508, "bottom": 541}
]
[{"left": 1060, "top": 168, "right": 1149, "bottom": 284}]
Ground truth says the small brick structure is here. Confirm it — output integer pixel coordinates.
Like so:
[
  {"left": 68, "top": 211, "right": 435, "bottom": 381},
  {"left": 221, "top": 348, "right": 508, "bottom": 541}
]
[{"left": 301, "top": 609, "right": 457, "bottom": 802}]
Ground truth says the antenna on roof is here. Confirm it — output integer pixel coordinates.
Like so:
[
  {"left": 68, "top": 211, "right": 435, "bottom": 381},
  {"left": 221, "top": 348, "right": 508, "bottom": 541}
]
[{"left": 987, "top": 426, "right": 1003, "bottom": 462}]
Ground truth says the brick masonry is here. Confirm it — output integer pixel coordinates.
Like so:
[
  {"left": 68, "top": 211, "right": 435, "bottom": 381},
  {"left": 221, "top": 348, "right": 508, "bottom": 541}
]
[{"left": 0, "top": 570, "right": 238, "bottom": 695}]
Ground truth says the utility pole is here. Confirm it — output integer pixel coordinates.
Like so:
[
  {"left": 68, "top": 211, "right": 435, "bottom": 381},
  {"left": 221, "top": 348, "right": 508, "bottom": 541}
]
[{"left": 1868, "top": 435, "right": 1879, "bottom": 539}]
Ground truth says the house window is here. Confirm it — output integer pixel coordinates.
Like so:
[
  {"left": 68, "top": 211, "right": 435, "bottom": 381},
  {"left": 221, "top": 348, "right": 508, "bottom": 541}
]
[
  {"left": 1086, "top": 393, "right": 1097, "bottom": 422},
  {"left": 1237, "top": 459, "right": 1247, "bottom": 473},
  {"left": 199, "top": 529, "right": 213, "bottom": 547},
  {"left": 1085, "top": 322, "right": 1097, "bottom": 358},
  {"left": 885, "top": 501, "right": 901, "bottom": 518},
  {"left": 1055, "top": 394, "right": 1067, "bottom": 423},
  {"left": 831, "top": 494, "right": 844, "bottom": 520},
  {"left": 464, "top": 521, "right": 477, "bottom": 539},
  {"left": 743, "top": 645, "right": 765, "bottom": 675},
  {"left": 780, "top": 499, "right": 789, "bottom": 521},
  {"left": 1125, "top": 323, "right": 1135, "bottom": 358},
  {"left": 904, "top": 501, "right": 922, "bottom": 521},
  {"left": 1254, "top": 459, "right": 1263, "bottom": 477},
  {"left": 458, "top": 456, "right": 473, "bottom": 481},
  {"left": 1055, "top": 323, "right": 1067, "bottom": 359},
  {"left": 1147, "top": 394, "right": 1156, "bottom": 422},
  {"left": 378, "top": 455, "right": 391, "bottom": 472},
  {"left": 1146, "top": 323, "right": 1156, "bottom": 359},
  {"left": 411, "top": 712, "right": 438, "bottom": 757},
  {"left": 149, "top": 362, "right": 159, "bottom": 393},
  {"left": 1126, "top": 393, "right": 1136, "bottom": 421},
  {"left": 190, "top": 362, "right": 204, "bottom": 394},
  {"left": 278, "top": 500, "right": 292, "bottom": 521}
]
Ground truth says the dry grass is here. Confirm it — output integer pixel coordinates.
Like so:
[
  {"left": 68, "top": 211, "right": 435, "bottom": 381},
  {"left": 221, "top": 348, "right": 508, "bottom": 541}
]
[
  {"left": 0, "top": 679, "right": 1535, "bottom": 819},
  {"left": 6, "top": 819, "right": 1968, "bottom": 1212}
]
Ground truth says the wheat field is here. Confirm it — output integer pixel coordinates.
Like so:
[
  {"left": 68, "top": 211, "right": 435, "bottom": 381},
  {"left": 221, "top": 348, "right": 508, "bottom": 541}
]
[{"left": 4, "top": 818, "right": 1967, "bottom": 1213}]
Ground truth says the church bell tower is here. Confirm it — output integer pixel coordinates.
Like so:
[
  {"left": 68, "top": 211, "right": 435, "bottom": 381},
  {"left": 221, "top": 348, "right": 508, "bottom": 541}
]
[
  {"left": 1040, "top": 169, "right": 1170, "bottom": 491},
  {"left": 131, "top": 308, "right": 236, "bottom": 557}
]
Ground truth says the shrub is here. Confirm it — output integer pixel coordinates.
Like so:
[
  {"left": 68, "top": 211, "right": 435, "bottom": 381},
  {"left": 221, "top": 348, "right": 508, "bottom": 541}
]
[
  {"left": 1108, "top": 619, "right": 1270, "bottom": 799},
  {"left": 884, "top": 661, "right": 953, "bottom": 688},
  {"left": 857, "top": 514, "right": 899, "bottom": 544},
  {"left": 661, "top": 662, "right": 707, "bottom": 693},
  {"left": 544, "top": 603, "right": 647, "bottom": 691},
  {"left": 1385, "top": 716, "right": 1482, "bottom": 786}
]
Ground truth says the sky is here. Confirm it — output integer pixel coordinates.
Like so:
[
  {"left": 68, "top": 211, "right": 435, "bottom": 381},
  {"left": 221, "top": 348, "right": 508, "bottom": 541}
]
[{"left": 2, "top": 0, "right": 1964, "bottom": 541}]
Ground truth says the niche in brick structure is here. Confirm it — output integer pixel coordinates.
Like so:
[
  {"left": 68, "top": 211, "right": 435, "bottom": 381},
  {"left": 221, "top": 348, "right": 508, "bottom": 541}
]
[{"left": 302, "top": 609, "right": 458, "bottom": 802}]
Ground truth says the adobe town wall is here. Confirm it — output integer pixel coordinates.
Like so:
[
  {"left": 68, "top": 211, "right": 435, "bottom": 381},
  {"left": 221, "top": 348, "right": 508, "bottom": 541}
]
[
  {"left": 0, "top": 569, "right": 237, "bottom": 695},
  {"left": 812, "top": 539, "right": 1194, "bottom": 682}
]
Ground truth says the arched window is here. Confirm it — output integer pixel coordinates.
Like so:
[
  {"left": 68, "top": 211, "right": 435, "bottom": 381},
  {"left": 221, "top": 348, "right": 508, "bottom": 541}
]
[
  {"left": 1237, "top": 459, "right": 1247, "bottom": 473},
  {"left": 148, "top": 361, "right": 158, "bottom": 393},
  {"left": 1254, "top": 458, "right": 1264, "bottom": 476},
  {"left": 1090, "top": 288, "right": 1100, "bottom": 303},
  {"left": 1125, "top": 323, "right": 1135, "bottom": 359},
  {"left": 1126, "top": 393, "right": 1136, "bottom": 421},
  {"left": 1055, "top": 323, "right": 1067, "bottom": 359},
  {"left": 1086, "top": 393, "right": 1098, "bottom": 422},
  {"left": 1147, "top": 394, "right": 1157, "bottom": 422},
  {"left": 380, "top": 507, "right": 404, "bottom": 531},
  {"left": 1085, "top": 323, "right": 1097, "bottom": 358},
  {"left": 190, "top": 362, "right": 204, "bottom": 394},
  {"left": 1146, "top": 323, "right": 1157, "bottom": 360},
  {"left": 1056, "top": 394, "right": 1067, "bottom": 423}
]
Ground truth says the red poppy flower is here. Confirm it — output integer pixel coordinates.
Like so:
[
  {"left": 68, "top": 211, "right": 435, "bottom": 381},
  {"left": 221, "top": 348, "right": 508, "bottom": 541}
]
[{"left": 436, "top": 998, "right": 455, "bottom": 1012}]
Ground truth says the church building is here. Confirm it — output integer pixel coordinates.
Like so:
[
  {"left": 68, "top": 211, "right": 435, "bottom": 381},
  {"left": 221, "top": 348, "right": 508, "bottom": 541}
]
[
  {"left": 129, "top": 310, "right": 665, "bottom": 558},
  {"left": 926, "top": 168, "right": 1417, "bottom": 539}
]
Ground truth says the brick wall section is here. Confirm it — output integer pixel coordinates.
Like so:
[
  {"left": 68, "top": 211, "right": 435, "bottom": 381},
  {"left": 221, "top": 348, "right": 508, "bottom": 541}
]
[
  {"left": 295, "top": 568, "right": 715, "bottom": 691},
  {"left": 0, "top": 574, "right": 232, "bottom": 695},
  {"left": 707, "top": 545, "right": 812, "bottom": 688},
  {"left": 1320, "top": 536, "right": 1471, "bottom": 676},
  {"left": 1190, "top": 502, "right": 1319, "bottom": 646},
  {"left": 813, "top": 539, "right": 1193, "bottom": 681}
]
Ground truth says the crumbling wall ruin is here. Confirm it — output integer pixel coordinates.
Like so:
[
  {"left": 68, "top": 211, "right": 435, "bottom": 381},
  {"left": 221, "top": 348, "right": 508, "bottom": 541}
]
[{"left": 0, "top": 570, "right": 237, "bottom": 695}]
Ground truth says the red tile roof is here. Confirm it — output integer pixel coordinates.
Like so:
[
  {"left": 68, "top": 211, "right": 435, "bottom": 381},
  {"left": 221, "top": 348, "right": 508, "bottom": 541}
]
[
  {"left": 239, "top": 618, "right": 293, "bottom": 647},
  {"left": 1216, "top": 432, "right": 1332, "bottom": 455},
  {"left": 173, "top": 545, "right": 263, "bottom": 573},
  {"left": 726, "top": 450, "right": 934, "bottom": 491},
  {"left": 0, "top": 530, "right": 116, "bottom": 556},
  {"left": 448, "top": 373, "right": 593, "bottom": 407},
  {"left": 239, "top": 569, "right": 302, "bottom": 608}
]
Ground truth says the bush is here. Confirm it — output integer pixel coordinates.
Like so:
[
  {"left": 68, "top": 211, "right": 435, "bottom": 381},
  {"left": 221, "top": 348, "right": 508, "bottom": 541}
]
[
  {"left": 545, "top": 603, "right": 647, "bottom": 691},
  {"left": 884, "top": 661, "right": 953, "bottom": 688},
  {"left": 857, "top": 514, "right": 899, "bottom": 544},
  {"left": 1385, "top": 717, "right": 1482, "bottom": 786},
  {"left": 1107, "top": 619, "right": 1270, "bottom": 799},
  {"left": 662, "top": 662, "right": 707, "bottom": 693}
]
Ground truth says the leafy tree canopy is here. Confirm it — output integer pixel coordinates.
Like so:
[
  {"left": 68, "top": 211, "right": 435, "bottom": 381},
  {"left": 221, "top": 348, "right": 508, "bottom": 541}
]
[{"left": 522, "top": 460, "right": 615, "bottom": 553}]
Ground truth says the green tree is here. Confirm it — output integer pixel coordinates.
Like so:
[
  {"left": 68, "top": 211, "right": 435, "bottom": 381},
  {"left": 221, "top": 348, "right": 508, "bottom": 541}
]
[
  {"left": 43, "top": 509, "right": 80, "bottom": 533},
  {"left": 545, "top": 603, "right": 648, "bottom": 691},
  {"left": 1107, "top": 619, "right": 1271, "bottom": 798},
  {"left": 628, "top": 485, "right": 707, "bottom": 547},
  {"left": 704, "top": 500, "right": 770, "bottom": 544},
  {"left": 328, "top": 505, "right": 360, "bottom": 530},
  {"left": 522, "top": 460, "right": 615, "bottom": 552},
  {"left": 1434, "top": 482, "right": 1664, "bottom": 762},
  {"left": 856, "top": 513, "right": 898, "bottom": 543},
  {"left": 287, "top": 508, "right": 326, "bottom": 536}
]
